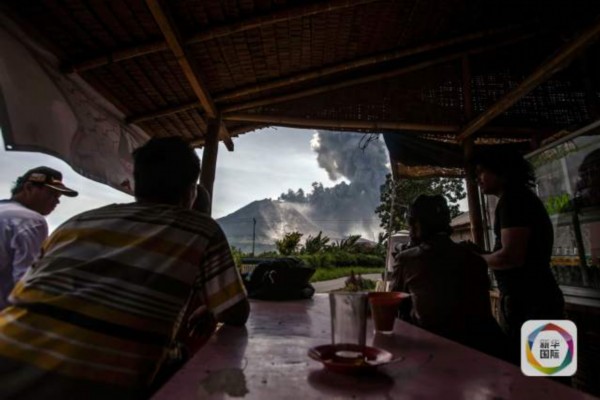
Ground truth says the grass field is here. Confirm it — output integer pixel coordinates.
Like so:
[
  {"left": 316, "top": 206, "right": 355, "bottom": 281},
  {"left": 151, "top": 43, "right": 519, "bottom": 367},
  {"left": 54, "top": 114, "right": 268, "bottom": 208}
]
[{"left": 310, "top": 267, "right": 383, "bottom": 282}]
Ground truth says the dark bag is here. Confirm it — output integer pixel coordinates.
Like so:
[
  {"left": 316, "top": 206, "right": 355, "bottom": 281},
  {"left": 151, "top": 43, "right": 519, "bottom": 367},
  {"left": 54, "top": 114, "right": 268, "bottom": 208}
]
[{"left": 244, "top": 258, "right": 316, "bottom": 300}]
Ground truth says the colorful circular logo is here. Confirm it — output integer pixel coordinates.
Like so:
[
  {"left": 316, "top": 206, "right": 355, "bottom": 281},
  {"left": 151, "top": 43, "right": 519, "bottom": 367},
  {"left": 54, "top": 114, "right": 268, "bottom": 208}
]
[{"left": 525, "top": 323, "right": 574, "bottom": 375}]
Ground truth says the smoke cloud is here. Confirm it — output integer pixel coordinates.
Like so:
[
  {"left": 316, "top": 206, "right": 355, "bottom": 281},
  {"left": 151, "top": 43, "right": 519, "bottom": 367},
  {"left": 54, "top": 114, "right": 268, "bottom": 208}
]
[
  {"left": 279, "top": 130, "right": 390, "bottom": 241},
  {"left": 310, "top": 130, "right": 389, "bottom": 185}
]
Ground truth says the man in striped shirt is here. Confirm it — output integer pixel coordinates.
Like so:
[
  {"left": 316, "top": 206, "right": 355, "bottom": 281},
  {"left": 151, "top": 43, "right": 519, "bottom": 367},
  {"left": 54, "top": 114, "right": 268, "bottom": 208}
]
[{"left": 0, "top": 137, "right": 249, "bottom": 399}]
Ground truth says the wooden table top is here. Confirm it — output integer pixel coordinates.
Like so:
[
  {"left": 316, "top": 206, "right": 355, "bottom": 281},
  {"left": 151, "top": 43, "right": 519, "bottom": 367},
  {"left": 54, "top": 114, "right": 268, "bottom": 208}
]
[{"left": 153, "top": 294, "right": 595, "bottom": 399}]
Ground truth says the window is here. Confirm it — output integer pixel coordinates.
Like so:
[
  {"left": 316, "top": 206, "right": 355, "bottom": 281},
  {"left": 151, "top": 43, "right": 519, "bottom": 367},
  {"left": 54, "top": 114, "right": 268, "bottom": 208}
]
[{"left": 527, "top": 123, "right": 600, "bottom": 289}]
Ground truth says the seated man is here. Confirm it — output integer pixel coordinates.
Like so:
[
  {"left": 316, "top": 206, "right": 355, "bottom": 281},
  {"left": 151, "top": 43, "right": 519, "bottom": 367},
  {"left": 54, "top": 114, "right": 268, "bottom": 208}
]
[
  {"left": 0, "top": 137, "right": 249, "bottom": 399},
  {"left": 391, "top": 195, "right": 506, "bottom": 358}
]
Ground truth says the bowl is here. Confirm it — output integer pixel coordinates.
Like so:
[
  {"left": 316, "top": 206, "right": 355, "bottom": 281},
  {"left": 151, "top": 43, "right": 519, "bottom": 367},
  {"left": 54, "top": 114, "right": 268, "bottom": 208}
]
[{"left": 308, "top": 343, "right": 394, "bottom": 374}]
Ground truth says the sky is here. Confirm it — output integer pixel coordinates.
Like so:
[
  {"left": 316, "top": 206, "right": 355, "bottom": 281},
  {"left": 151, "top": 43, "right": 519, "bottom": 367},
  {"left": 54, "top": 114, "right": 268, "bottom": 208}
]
[{"left": 0, "top": 127, "right": 341, "bottom": 232}]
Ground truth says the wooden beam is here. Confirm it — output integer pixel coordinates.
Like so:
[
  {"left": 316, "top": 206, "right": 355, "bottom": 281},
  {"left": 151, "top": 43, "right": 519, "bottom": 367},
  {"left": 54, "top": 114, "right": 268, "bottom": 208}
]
[
  {"left": 189, "top": 124, "right": 259, "bottom": 148},
  {"left": 215, "top": 26, "right": 527, "bottom": 103},
  {"left": 126, "top": 101, "right": 200, "bottom": 124},
  {"left": 222, "top": 33, "right": 536, "bottom": 113},
  {"left": 457, "top": 18, "right": 600, "bottom": 143},
  {"left": 66, "top": 0, "right": 379, "bottom": 73},
  {"left": 146, "top": 0, "right": 233, "bottom": 150},
  {"left": 65, "top": 41, "right": 169, "bottom": 73},
  {"left": 224, "top": 114, "right": 458, "bottom": 132},
  {"left": 224, "top": 113, "right": 555, "bottom": 137},
  {"left": 146, "top": 0, "right": 217, "bottom": 118},
  {"left": 220, "top": 124, "right": 235, "bottom": 151},
  {"left": 186, "top": 0, "right": 379, "bottom": 44},
  {"left": 200, "top": 117, "right": 221, "bottom": 215}
]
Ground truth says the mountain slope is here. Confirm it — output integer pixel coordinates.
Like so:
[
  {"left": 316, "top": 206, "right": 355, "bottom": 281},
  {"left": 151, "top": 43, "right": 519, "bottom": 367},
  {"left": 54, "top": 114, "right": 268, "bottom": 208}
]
[{"left": 217, "top": 198, "right": 381, "bottom": 253}]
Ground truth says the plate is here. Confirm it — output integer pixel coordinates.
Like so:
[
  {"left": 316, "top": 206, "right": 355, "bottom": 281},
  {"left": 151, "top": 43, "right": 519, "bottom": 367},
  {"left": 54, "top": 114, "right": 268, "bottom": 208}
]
[{"left": 308, "top": 344, "right": 394, "bottom": 374}]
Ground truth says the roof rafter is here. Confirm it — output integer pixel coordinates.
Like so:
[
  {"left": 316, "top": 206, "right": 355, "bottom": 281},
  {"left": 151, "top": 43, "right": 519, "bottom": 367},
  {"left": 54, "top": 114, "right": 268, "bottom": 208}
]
[
  {"left": 223, "top": 113, "right": 555, "bottom": 138},
  {"left": 145, "top": 0, "right": 233, "bottom": 151},
  {"left": 222, "top": 32, "right": 536, "bottom": 113},
  {"left": 127, "top": 101, "right": 201, "bottom": 125},
  {"left": 215, "top": 25, "right": 527, "bottom": 103},
  {"left": 189, "top": 124, "right": 259, "bottom": 148},
  {"left": 65, "top": 0, "right": 381, "bottom": 73},
  {"left": 126, "top": 29, "right": 537, "bottom": 124},
  {"left": 457, "top": 17, "right": 600, "bottom": 142}
]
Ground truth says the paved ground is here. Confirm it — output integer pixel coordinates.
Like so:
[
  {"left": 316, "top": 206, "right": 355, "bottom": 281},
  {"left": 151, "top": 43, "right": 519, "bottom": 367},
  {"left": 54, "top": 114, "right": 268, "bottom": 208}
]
[{"left": 312, "top": 273, "right": 381, "bottom": 293}]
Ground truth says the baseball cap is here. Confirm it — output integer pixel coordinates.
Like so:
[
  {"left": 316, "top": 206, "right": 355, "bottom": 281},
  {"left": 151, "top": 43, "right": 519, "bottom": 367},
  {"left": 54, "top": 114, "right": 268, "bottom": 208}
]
[{"left": 20, "top": 166, "right": 79, "bottom": 197}]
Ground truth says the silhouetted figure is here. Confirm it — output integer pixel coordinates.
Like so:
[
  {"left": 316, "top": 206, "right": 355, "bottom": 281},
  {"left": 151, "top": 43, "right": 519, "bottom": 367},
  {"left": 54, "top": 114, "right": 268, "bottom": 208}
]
[
  {"left": 472, "top": 148, "right": 564, "bottom": 362},
  {"left": 391, "top": 195, "right": 507, "bottom": 359}
]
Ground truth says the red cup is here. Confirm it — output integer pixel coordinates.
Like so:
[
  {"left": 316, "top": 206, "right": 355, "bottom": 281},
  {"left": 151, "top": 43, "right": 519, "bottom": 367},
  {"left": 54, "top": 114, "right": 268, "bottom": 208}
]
[{"left": 367, "top": 292, "right": 410, "bottom": 334}]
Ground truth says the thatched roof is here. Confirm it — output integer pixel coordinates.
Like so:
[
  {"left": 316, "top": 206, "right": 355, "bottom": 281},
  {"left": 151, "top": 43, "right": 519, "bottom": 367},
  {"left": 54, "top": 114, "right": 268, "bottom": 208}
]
[{"left": 2, "top": 0, "right": 600, "bottom": 176}]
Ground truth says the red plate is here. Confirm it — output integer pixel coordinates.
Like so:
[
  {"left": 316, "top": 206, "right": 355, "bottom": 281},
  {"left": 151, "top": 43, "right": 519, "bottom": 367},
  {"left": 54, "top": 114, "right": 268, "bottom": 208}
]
[{"left": 308, "top": 344, "right": 394, "bottom": 374}]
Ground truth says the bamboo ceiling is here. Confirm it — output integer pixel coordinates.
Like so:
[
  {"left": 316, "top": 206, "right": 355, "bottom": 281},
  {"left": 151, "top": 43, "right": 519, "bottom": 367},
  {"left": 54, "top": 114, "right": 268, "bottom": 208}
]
[{"left": 2, "top": 0, "right": 600, "bottom": 152}]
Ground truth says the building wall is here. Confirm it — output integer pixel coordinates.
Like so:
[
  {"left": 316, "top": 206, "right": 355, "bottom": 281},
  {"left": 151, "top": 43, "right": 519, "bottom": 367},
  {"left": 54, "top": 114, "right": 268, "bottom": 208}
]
[{"left": 450, "top": 225, "right": 472, "bottom": 243}]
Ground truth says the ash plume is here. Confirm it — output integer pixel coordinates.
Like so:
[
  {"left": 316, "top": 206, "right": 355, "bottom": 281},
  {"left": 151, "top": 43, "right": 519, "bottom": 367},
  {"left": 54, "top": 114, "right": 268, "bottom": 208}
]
[
  {"left": 310, "top": 130, "right": 389, "bottom": 185},
  {"left": 279, "top": 130, "right": 390, "bottom": 241}
]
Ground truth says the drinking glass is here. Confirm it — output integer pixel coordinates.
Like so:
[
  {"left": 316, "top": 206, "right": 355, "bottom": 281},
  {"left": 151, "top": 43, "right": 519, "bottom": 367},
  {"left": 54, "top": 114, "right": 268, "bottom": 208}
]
[{"left": 329, "top": 292, "right": 368, "bottom": 350}]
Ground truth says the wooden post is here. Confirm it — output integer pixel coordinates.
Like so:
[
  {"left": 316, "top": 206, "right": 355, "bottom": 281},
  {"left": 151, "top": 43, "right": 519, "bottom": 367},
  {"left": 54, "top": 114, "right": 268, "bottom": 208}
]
[
  {"left": 383, "top": 177, "right": 397, "bottom": 290},
  {"left": 461, "top": 56, "right": 485, "bottom": 248},
  {"left": 200, "top": 117, "right": 220, "bottom": 215},
  {"left": 464, "top": 142, "right": 485, "bottom": 248}
]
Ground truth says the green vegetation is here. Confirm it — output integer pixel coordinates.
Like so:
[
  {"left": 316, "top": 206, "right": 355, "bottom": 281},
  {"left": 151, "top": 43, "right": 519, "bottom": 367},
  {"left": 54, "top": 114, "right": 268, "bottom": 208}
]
[
  {"left": 310, "top": 267, "right": 383, "bottom": 282},
  {"left": 299, "top": 252, "right": 383, "bottom": 269},
  {"left": 241, "top": 231, "right": 386, "bottom": 284},
  {"left": 544, "top": 193, "right": 571, "bottom": 215},
  {"left": 264, "top": 230, "right": 385, "bottom": 272},
  {"left": 275, "top": 231, "right": 303, "bottom": 255},
  {"left": 303, "top": 231, "right": 330, "bottom": 254},
  {"left": 375, "top": 173, "right": 465, "bottom": 235}
]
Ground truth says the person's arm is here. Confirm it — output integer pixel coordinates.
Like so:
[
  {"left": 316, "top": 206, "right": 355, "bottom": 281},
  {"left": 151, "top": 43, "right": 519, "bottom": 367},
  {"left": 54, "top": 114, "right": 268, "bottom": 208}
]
[{"left": 483, "top": 227, "right": 530, "bottom": 270}]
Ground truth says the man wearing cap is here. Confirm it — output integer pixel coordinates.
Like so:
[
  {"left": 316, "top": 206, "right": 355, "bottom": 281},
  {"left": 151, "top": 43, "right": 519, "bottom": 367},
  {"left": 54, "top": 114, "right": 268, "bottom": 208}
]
[{"left": 0, "top": 166, "right": 78, "bottom": 308}]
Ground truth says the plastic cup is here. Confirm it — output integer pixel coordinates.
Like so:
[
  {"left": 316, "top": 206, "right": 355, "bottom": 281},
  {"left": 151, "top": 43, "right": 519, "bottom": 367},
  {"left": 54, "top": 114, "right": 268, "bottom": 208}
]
[
  {"left": 329, "top": 292, "right": 368, "bottom": 357},
  {"left": 368, "top": 292, "right": 410, "bottom": 334}
]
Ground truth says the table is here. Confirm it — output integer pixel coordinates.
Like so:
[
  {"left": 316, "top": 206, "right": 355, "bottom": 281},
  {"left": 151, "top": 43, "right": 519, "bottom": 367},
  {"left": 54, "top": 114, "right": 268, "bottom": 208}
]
[{"left": 153, "top": 294, "right": 596, "bottom": 399}]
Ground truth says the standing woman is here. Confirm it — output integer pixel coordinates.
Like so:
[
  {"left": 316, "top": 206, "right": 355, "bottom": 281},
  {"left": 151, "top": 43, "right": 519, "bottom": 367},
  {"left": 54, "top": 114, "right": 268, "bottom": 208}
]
[{"left": 472, "top": 148, "right": 564, "bottom": 361}]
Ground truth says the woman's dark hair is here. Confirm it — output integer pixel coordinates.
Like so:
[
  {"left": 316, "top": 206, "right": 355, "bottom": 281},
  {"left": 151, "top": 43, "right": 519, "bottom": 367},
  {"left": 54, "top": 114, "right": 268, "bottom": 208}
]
[
  {"left": 470, "top": 146, "right": 536, "bottom": 189},
  {"left": 407, "top": 194, "right": 452, "bottom": 240},
  {"left": 133, "top": 137, "right": 200, "bottom": 204}
]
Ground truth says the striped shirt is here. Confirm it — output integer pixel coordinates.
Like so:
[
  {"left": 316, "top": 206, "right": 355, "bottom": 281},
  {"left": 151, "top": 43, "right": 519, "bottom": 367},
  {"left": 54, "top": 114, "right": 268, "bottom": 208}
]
[{"left": 0, "top": 203, "right": 246, "bottom": 398}]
